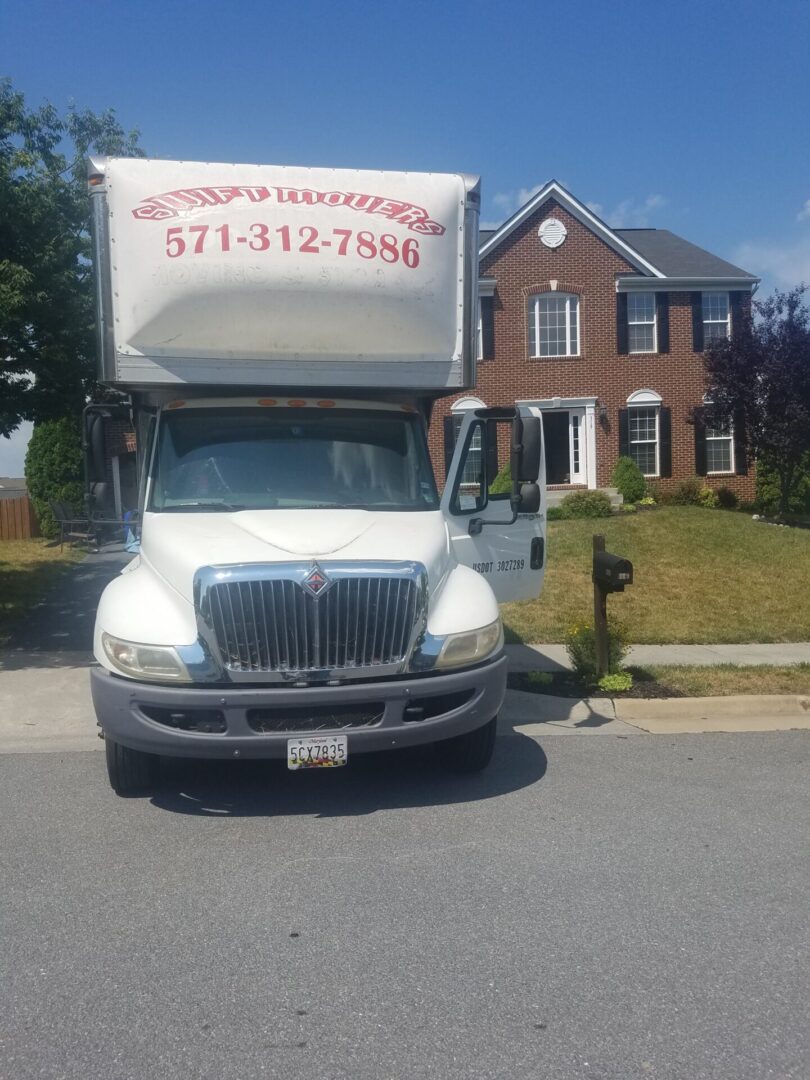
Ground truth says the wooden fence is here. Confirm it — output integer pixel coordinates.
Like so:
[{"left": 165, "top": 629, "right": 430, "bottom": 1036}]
[{"left": 0, "top": 496, "right": 40, "bottom": 540}]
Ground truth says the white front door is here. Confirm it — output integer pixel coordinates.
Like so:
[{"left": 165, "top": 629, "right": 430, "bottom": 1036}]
[{"left": 568, "top": 409, "right": 586, "bottom": 485}]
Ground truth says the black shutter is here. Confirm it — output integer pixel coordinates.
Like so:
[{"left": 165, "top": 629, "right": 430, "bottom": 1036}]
[
  {"left": 659, "top": 407, "right": 672, "bottom": 478},
  {"left": 691, "top": 292, "right": 704, "bottom": 352},
  {"left": 616, "top": 292, "right": 628, "bottom": 354},
  {"left": 729, "top": 291, "right": 744, "bottom": 339},
  {"left": 734, "top": 410, "right": 748, "bottom": 475},
  {"left": 485, "top": 419, "right": 500, "bottom": 485},
  {"left": 442, "top": 414, "right": 456, "bottom": 478},
  {"left": 618, "top": 409, "right": 630, "bottom": 457},
  {"left": 694, "top": 407, "right": 707, "bottom": 476},
  {"left": 480, "top": 296, "right": 495, "bottom": 360},
  {"left": 656, "top": 292, "right": 670, "bottom": 353}
]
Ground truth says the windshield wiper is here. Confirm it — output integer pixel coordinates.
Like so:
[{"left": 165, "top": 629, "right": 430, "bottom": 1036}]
[{"left": 162, "top": 501, "right": 247, "bottom": 513}]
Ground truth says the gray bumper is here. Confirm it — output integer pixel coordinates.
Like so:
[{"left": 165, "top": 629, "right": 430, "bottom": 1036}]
[{"left": 90, "top": 655, "right": 508, "bottom": 759}]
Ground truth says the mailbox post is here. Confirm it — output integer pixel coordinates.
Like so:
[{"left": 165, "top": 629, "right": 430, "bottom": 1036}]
[{"left": 592, "top": 534, "right": 634, "bottom": 678}]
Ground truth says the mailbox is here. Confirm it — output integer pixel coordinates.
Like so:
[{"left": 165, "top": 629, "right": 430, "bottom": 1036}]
[{"left": 593, "top": 551, "right": 633, "bottom": 592}]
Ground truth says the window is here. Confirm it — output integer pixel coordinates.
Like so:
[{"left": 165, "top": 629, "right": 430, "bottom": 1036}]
[
  {"left": 627, "top": 292, "right": 657, "bottom": 353},
  {"left": 702, "top": 292, "right": 730, "bottom": 344},
  {"left": 629, "top": 407, "right": 659, "bottom": 476},
  {"left": 703, "top": 403, "right": 735, "bottom": 474},
  {"left": 476, "top": 311, "right": 483, "bottom": 361},
  {"left": 529, "top": 292, "right": 579, "bottom": 357}
]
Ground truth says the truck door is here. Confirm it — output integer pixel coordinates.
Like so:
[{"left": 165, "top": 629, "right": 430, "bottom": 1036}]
[{"left": 441, "top": 408, "right": 546, "bottom": 602}]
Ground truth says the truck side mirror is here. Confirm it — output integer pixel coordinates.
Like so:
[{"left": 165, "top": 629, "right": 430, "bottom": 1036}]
[
  {"left": 516, "top": 483, "right": 541, "bottom": 514},
  {"left": 592, "top": 551, "right": 634, "bottom": 592},
  {"left": 84, "top": 406, "right": 109, "bottom": 484},
  {"left": 511, "top": 416, "right": 542, "bottom": 483}
]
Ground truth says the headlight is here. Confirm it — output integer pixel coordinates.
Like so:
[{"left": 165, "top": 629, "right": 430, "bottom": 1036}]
[
  {"left": 435, "top": 618, "right": 504, "bottom": 670},
  {"left": 102, "top": 633, "right": 191, "bottom": 682}
]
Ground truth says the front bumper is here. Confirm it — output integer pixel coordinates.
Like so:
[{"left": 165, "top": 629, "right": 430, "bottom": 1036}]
[{"left": 90, "top": 654, "right": 508, "bottom": 759}]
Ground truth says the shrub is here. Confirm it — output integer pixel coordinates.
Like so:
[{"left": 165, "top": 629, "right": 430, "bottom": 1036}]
[
  {"left": 24, "top": 416, "right": 85, "bottom": 539},
  {"left": 755, "top": 452, "right": 810, "bottom": 517},
  {"left": 611, "top": 455, "right": 646, "bottom": 503},
  {"left": 559, "top": 490, "right": 613, "bottom": 519},
  {"left": 547, "top": 505, "right": 564, "bottom": 521},
  {"left": 638, "top": 495, "right": 656, "bottom": 506},
  {"left": 565, "top": 621, "right": 628, "bottom": 683},
  {"left": 489, "top": 461, "right": 512, "bottom": 496},
  {"left": 619, "top": 502, "right": 637, "bottom": 513},
  {"left": 670, "top": 477, "right": 703, "bottom": 506},
  {"left": 598, "top": 671, "right": 634, "bottom": 693},
  {"left": 697, "top": 485, "right": 719, "bottom": 509},
  {"left": 716, "top": 486, "right": 739, "bottom": 510}
]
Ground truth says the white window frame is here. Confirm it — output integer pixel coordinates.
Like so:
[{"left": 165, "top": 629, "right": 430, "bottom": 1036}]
[
  {"left": 627, "top": 292, "right": 657, "bottom": 354},
  {"left": 628, "top": 406, "right": 660, "bottom": 478},
  {"left": 529, "top": 292, "right": 580, "bottom": 358},
  {"left": 476, "top": 310, "right": 483, "bottom": 361},
  {"left": 703, "top": 398, "right": 735, "bottom": 475},
  {"left": 702, "top": 291, "right": 731, "bottom": 344}
]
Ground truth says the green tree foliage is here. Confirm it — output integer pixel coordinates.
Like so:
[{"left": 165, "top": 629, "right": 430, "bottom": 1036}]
[
  {"left": 756, "top": 451, "right": 810, "bottom": 516},
  {"left": 702, "top": 286, "right": 810, "bottom": 517},
  {"left": 0, "top": 78, "right": 144, "bottom": 437},
  {"left": 611, "top": 455, "right": 646, "bottom": 503},
  {"left": 24, "top": 416, "right": 85, "bottom": 538}
]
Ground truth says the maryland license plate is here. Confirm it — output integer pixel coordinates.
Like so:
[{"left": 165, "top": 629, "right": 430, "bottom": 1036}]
[{"left": 287, "top": 735, "right": 348, "bottom": 770}]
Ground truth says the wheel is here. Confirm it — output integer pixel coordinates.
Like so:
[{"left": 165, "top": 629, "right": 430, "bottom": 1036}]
[
  {"left": 105, "top": 737, "right": 158, "bottom": 796},
  {"left": 435, "top": 716, "right": 497, "bottom": 773}
]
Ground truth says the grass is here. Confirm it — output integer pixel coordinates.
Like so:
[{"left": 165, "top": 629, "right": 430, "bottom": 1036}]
[
  {"left": 0, "top": 539, "right": 84, "bottom": 645},
  {"left": 509, "top": 664, "right": 810, "bottom": 699},
  {"left": 502, "top": 507, "right": 810, "bottom": 644}
]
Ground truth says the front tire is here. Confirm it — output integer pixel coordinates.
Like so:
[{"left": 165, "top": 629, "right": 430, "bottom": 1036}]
[
  {"left": 435, "top": 716, "right": 497, "bottom": 773},
  {"left": 105, "top": 737, "right": 158, "bottom": 796}
]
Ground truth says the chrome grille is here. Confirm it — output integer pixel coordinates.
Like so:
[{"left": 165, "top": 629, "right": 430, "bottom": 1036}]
[{"left": 197, "top": 566, "right": 426, "bottom": 676}]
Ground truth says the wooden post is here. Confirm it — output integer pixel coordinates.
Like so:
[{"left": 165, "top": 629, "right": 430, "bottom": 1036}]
[{"left": 593, "top": 533, "right": 609, "bottom": 678}]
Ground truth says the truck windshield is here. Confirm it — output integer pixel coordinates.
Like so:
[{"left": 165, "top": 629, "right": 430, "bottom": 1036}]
[{"left": 148, "top": 407, "right": 440, "bottom": 513}]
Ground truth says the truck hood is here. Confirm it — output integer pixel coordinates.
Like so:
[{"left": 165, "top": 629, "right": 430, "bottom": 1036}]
[{"left": 139, "top": 509, "right": 452, "bottom": 604}]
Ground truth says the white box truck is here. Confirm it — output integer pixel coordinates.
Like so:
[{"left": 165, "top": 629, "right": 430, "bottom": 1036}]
[{"left": 86, "top": 157, "right": 546, "bottom": 794}]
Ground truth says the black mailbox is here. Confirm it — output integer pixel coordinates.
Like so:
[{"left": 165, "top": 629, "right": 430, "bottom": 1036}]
[{"left": 593, "top": 551, "right": 633, "bottom": 592}]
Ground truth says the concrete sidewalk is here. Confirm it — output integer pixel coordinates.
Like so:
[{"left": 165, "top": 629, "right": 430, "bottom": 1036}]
[{"left": 506, "top": 641, "right": 810, "bottom": 671}]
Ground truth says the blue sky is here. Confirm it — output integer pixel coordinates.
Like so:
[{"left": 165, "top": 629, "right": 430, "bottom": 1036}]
[{"left": 2, "top": 0, "right": 809, "bottom": 473}]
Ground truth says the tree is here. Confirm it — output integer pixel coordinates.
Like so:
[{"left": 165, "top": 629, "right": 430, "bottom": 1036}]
[
  {"left": 24, "top": 416, "right": 85, "bottom": 538},
  {"left": 0, "top": 78, "right": 144, "bottom": 438},
  {"left": 702, "top": 286, "right": 810, "bottom": 517}
]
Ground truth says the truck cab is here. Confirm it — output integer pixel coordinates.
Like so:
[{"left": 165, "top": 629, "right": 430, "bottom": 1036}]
[{"left": 87, "top": 158, "right": 545, "bottom": 793}]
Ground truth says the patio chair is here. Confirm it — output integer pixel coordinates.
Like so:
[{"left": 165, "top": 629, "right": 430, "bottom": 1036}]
[{"left": 49, "top": 501, "right": 98, "bottom": 552}]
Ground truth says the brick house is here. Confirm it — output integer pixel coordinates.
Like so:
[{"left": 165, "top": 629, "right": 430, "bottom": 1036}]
[{"left": 428, "top": 180, "right": 759, "bottom": 499}]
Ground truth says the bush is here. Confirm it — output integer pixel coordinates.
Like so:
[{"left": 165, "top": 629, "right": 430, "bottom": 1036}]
[
  {"left": 547, "top": 505, "right": 564, "bottom": 521},
  {"left": 638, "top": 495, "right": 656, "bottom": 506},
  {"left": 697, "top": 485, "right": 719, "bottom": 509},
  {"left": 24, "top": 416, "right": 84, "bottom": 539},
  {"left": 755, "top": 452, "right": 810, "bottom": 516},
  {"left": 559, "top": 490, "right": 613, "bottom": 519},
  {"left": 670, "top": 477, "right": 703, "bottom": 506},
  {"left": 716, "top": 486, "right": 739, "bottom": 510},
  {"left": 598, "top": 671, "right": 634, "bottom": 693},
  {"left": 611, "top": 455, "right": 646, "bottom": 503},
  {"left": 489, "top": 461, "right": 512, "bottom": 496},
  {"left": 565, "top": 621, "right": 628, "bottom": 683},
  {"left": 619, "top": 502, "right": 637, "bottom": 513}
]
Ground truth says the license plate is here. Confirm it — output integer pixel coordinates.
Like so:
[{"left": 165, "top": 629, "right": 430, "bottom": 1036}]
[{"left": 287, "top": 735, "right": 348, "bottom": 770}]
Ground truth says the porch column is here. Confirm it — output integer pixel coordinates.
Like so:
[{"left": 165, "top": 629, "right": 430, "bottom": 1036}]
[{"left": 585, "top": 403, "right": 597, "bottom": 490}]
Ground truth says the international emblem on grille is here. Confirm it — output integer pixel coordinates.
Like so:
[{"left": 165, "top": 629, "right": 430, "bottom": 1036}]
[{"left": 303, "top": 564, "right": 329, "bottom": 597}]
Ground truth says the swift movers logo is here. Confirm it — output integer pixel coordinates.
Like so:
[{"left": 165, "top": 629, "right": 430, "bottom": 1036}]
[{"left": 131, "top": 185, "right": 447, "bottom": 235}]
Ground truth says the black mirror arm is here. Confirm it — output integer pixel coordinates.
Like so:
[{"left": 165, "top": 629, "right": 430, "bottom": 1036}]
[{"left": 469, "top": 492, "right": 522, "bottom": 536}]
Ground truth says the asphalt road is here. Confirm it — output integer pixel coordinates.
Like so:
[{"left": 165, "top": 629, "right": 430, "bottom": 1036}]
[{"left": 1, "top": 730, "right": 808, "bottom": 1080}]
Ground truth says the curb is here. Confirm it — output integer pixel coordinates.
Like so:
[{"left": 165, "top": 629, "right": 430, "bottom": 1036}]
[{"left": 503, "top": 689, "right": 810, "bottom": 736}]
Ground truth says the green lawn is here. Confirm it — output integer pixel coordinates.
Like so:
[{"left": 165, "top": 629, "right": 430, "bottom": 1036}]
[
  {"left": 502, "top": 507, "right": 810, "bottom": 644},
  {"left": 0, "top": 539, "right": 84, "bottom": 645}
]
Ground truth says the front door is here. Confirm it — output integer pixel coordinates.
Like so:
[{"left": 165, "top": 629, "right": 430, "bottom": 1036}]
[
  {"left": 539, "top": 409, "right": 586, "bottom": 486},
  {"left": 543, "top": 412, "right": 570, "bottom": 484},
  {"left": 568, "top": 409, "right": 586, "bottom": 485}
]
